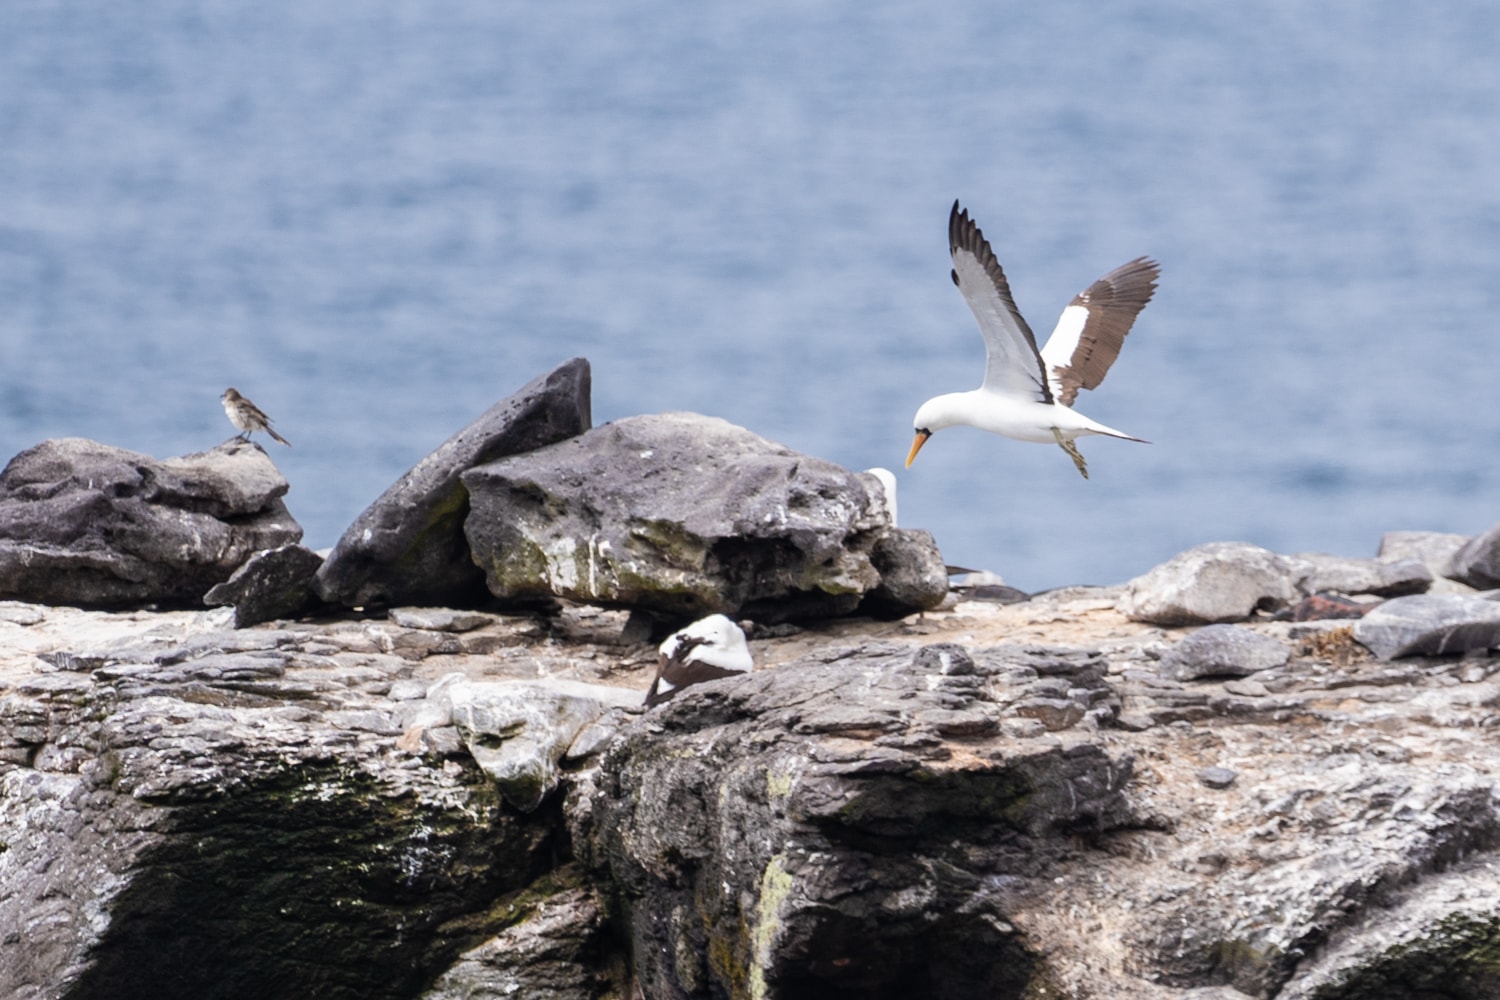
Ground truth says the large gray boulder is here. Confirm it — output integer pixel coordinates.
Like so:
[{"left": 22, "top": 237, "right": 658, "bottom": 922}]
[
  {"left": 461, "top": 412, "right": 948, "bottom": 620},
  {"left": 1447, "top": 522, "right": 1500, "bottom": 590},
  {"left": 1287, "top": 551, "right": 1432, "bottom": 598},
  {"left": 0, "top": 438, "right": 300, "bottom": 608},
  {"left": 315, "top": 358, "right": 592, "bottom": 609},
  {"left": 1119, "top": 542, "right": 1301, "bottom": 626},
  {"left": 1352, "top": 593, "right": 1500, "bottom": 659}
]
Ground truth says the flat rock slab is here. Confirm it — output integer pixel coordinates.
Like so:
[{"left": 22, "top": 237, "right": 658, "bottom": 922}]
[
  {"left": 315, "top": 358, "right": 592, "bottom": 609},
  {"left": 1288, "top": 552, "right": 1431, "bottom": 598},
  {"left": 1119, "top": 542, "right": 1300, "bottom": 626},
  {"left": 404, "top": 674, "right": 640, "bottom": 811},
  {"left": 461, "top": 412, "right": 947, "bottom": 620},
  {"left": 1352, "top": 593, "right": 1500, "bottom": 659},
  {"left": 1159, "top": 624, "right": 1291, "bottom": 680},
  {"left": 0, "top": 438, "right": 300, "bottom": 608},
  {"left": 387, "top": 607, "right": 500, "bottom": 632}
]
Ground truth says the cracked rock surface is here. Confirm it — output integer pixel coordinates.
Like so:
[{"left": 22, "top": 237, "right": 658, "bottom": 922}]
[{"left": 4, "top": 586, "right": 1500, "bottom": 999}]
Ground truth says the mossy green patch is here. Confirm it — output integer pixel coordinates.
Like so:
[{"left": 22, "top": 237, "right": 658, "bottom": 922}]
[
  {"left": 765, "top": 768, "right": 794, "bottom": 803},
  {"left": 745, "top": 854, "right": 795, "bottom": 1000},
  {"left": 1307, "top": 912, "right": 1500, "bottom": 999},
  {"left": 626, "top": 519, "right": 707, "bottom": 568},
  {"left": 64, "top": 756, "right": 563, "bottom": 1000}
]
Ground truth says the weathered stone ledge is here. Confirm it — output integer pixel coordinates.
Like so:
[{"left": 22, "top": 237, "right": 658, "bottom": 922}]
[{"left": 4, "top": 575, "right": 1500, "bottom": 999}]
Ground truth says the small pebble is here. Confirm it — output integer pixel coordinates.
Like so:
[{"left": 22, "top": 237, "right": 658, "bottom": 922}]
[{"left": 1199, "top": 766, "right": 1237, "bottom": 789}]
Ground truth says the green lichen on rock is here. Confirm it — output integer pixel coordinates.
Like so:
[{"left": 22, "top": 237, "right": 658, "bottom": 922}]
[
  {"left": 474, "top": 534, "right": 555, "bottom": 599},
  {"left": 1306, "top": 912, "right": 1500, "bottom": 999},
  {"left": 745, "top": 854, "right": 795, "bottom": 1000},
  {"left": 462, "top": 412, "right": 945, "bottom": 619},
  {"left": 63, "top": 757, "right": 565, "bottom": 1000},
  {"left": 626, "top": 518, "right": 708, "bottom": 567},
  {"left": 765, "top": 767, "right": 795, "bottom": 803},
  {"left": 1207, "top": 935, "right": 1287, "bottom": 995}
]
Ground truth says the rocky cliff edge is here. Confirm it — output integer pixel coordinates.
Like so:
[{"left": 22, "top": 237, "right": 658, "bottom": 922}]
[{"left": 4, "top": 574, "right": 1500, "bottom": 1000}]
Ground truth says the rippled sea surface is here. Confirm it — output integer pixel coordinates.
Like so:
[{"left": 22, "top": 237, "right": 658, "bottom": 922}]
[{"left": 3, "top": 1, "right": 1498, "bottom": 590}]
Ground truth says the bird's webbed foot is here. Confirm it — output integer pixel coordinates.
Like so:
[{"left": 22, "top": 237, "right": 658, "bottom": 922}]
[{"left": 1052, "top": 429, "right": 1089, "bottom": 479}]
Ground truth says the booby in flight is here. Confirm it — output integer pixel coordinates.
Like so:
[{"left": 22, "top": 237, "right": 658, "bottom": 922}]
[{"left": 907, "top": 201, "right": 1160, "bottom": 478}]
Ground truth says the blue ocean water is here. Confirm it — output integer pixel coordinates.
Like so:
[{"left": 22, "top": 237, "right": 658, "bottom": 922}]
[{"left": 2, "top": 1, "right": 1497, "bottom": 591}]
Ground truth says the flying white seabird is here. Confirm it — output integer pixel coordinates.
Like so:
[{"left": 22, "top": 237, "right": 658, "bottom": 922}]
[{"left": 907, "top": 200, "right": 1160, "bottom": 478}]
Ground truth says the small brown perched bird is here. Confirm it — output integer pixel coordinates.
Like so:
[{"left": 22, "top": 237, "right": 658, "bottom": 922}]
[{"left": 221, "top": 388, "right": 291, "bottom": 447}]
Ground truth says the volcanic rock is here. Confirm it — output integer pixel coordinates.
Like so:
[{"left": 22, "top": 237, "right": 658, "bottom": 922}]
[
  {"left": 10, "top": 571, "right": 1500, "bottom": 998},
  {"left": 862, "top": 528, "right": 950, "bottom": 617},
  {"left": 203, "top": 543, "right": 325, "bottom": 627},
  {"left": 1352, "top": 592, "right": 1500, "bottom": 659},
  {"left": 461, "top": 412, "right": 947, "bottom": 621},
  {"left": 1118, "top": 541, "right": 1300, "bottom": 625},
  {"left": 574, "top": 647, "right": 1134, "bottom": 999},
  {"left": 0, "top": 438, "right": 300, "bottom": 608},
  {"left": 420, "top": 875, "right": 612, "bottom": 1000},
  {"left": 1448, "top": 521, "right": 1500, "bottom": 590},
  {"left": 315, "top": 358, "right": 592, "bottom": 609}
]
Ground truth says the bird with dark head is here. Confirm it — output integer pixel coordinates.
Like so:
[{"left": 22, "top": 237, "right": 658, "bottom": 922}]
[{"left": 645, "top": 614, "right": 753, "bottom": 707}]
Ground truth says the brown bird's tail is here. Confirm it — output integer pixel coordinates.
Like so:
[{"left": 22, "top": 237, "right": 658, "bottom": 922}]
[{"left": 268, "top": 428, "right": 292, "bottom": 447}]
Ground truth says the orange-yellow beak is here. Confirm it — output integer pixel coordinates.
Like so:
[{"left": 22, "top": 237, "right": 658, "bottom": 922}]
[{"left": 905, "top": 430, "right": 931, "bottom": 468}]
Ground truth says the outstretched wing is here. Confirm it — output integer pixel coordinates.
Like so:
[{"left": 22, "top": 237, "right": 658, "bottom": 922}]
[
  {"left": 948, "top": 201, "right": 1053, "bottom": 405},
  {"left": 1041, "top": 256, "right": 1160, "bottom": 407}
]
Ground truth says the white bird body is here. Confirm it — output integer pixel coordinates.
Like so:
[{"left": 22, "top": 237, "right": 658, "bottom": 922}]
[
  {"left": 912, "top": 389, "right": 1140, "bottom": 446},
  {"left": 645, "top": 613, "right": 753, "bottom": 707},
  {"left": 907, "top": 201, "right": 1159, "bottom": 478}
]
